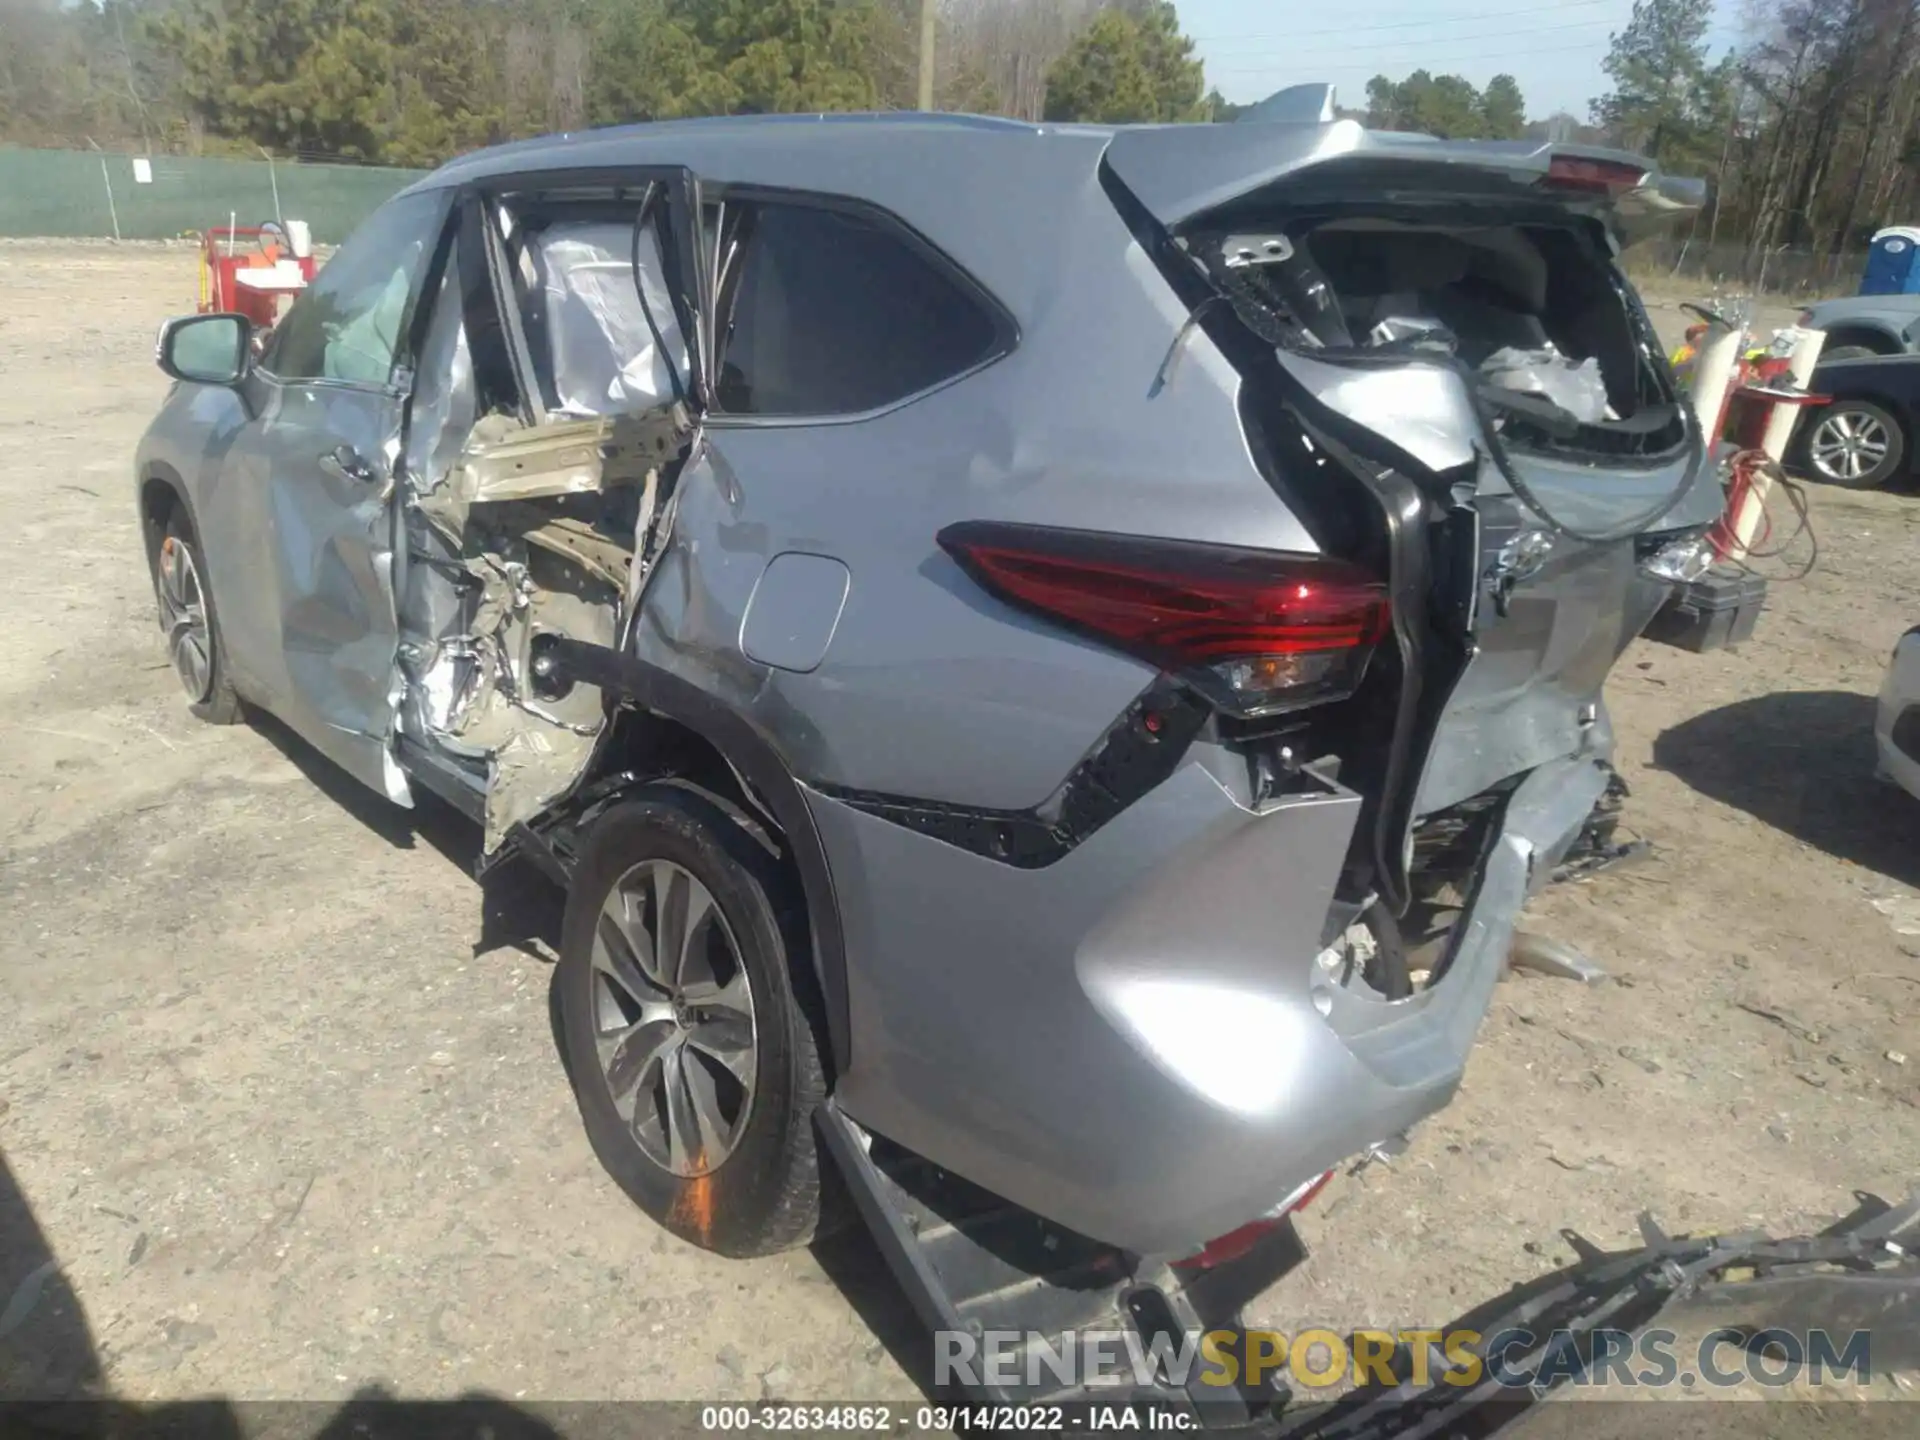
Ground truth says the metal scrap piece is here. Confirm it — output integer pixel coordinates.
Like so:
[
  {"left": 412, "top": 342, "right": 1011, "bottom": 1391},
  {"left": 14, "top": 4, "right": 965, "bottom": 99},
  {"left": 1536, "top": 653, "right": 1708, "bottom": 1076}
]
[
  {"left": 1505, "top": 930, "right": 1608, "bottom": 985},
  {"left": 415, "top": 403, "right": 690, "bottom": 542},
  {"left": 1279, "top": 1190, "right": 1920, "bottom": 1438},
  {"left": 506, "top": 512, "right": 635, "bottom": 594},
  {"left": 455, "top": 406, "right": 684, "bottom": 502}
]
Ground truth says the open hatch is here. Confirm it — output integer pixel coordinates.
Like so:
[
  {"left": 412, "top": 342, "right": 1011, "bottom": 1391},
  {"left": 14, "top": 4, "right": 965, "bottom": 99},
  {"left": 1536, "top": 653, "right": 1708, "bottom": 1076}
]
[{"left": 1104, "top": 112, "right": 1715, "bottom": 932}]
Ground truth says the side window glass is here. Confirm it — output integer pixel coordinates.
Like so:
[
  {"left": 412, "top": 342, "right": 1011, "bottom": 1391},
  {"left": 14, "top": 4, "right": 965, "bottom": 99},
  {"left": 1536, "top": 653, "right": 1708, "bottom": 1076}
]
[
  {"left": 716, "top": 203, "right": 1002, "bottom": 417},
  {"left": 403, "top": 230, "right": 523, "bottom": 486},
  {"left": 265, "top": 191, "right": 447, "bottom": 386},
  {"left": 403, "top": 248, "right": 478, "bottom": 490}
]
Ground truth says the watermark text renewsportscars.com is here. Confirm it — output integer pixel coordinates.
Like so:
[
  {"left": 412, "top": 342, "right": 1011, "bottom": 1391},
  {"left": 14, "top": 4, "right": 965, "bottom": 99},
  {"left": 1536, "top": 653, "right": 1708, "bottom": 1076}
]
[{"left": 935, "top": 1326, "right": 1876, "bottom": 1392}]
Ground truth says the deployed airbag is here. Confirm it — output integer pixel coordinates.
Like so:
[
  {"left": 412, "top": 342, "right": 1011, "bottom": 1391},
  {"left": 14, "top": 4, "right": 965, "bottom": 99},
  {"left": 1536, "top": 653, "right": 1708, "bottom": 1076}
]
[
  {"left": 532, "top": 221, "right": 690, "bottom": 418},
  {"left": 1480, "top": 344, "right": 1611, "bottom": 425}
]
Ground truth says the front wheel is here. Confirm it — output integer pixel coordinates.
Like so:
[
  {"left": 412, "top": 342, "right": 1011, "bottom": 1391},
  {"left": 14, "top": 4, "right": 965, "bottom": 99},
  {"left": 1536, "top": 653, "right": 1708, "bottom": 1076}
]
[
  {"left": 557, "top": 788, "right": 827, "bottom": 1257},
  {"left": 1802, "top": 399, "right": 1906, "bottom": 489},
  {"left": 153, "top": 513, "right": 241, "bottom": 723}
]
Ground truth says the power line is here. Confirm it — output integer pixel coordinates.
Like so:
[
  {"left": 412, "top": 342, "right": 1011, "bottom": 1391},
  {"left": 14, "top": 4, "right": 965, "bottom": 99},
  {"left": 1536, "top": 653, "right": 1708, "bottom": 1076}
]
[
  {"left": 1189, "top": 0, "right": 1619, "bottom": 45},
  {"left": 1202, "top": 15, "right": 1619, "bottom": 66},
  {"left": 1208, "top": 36, "right": 1613, "bottom": 76}
]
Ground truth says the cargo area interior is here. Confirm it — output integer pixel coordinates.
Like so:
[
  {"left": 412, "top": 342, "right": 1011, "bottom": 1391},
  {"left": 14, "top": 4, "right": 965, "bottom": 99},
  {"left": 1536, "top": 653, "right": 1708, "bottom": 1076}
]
[{"left": 1206, "top": 208, "right": 1691, "bottom": 459}]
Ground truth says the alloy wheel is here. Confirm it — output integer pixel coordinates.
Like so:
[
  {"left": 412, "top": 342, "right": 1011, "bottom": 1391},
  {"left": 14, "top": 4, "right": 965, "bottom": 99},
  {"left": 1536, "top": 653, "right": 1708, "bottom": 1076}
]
[
  {"left": 157, "top": 535, "right": 213, "bottom": 702},
  {"left": 589, "top": 859, "right": 758, "bottom": 1178},
  {"left": 1809, "top": 408, "right": 1892, "bottom": 484}
]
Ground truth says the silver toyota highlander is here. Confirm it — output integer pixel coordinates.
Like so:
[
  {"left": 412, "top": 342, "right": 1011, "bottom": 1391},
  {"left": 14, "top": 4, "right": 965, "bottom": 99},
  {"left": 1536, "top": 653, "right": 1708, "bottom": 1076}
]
[{"left": 136, "top": 95, "right": 1716, "bottom": 1412}]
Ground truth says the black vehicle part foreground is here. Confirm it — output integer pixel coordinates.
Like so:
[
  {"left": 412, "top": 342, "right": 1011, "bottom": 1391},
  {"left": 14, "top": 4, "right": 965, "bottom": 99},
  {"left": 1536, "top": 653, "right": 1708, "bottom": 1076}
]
[
  {"left": 1281, "top": 1189, "right": 1920, "bottom": 1439},
  {"left": 822, "top": 1101, "right": 1919, "bottom": 1435}
]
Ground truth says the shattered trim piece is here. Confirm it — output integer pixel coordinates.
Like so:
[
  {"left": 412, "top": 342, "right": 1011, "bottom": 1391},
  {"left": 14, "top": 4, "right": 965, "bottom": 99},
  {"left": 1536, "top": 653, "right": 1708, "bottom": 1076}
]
[{"left": 1279, "top": 1191, "right": 1920, "bottom": 1436}]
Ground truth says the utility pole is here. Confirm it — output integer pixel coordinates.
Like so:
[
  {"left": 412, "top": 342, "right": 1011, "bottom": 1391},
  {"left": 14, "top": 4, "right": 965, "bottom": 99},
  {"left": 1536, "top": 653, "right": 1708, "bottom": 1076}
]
[{"left": 918, "top": 0, "right": 936, "bottom": 112}]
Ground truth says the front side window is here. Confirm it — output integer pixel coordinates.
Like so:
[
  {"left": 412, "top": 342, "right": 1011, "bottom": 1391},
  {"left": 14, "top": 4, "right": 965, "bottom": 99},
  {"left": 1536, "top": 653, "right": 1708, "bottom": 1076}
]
[
  {"left": 714, "top": 201, "right": 1004, "bottom": 417},
  {"left": 265, "top": 191, "right": 448, "bottom": 386}
]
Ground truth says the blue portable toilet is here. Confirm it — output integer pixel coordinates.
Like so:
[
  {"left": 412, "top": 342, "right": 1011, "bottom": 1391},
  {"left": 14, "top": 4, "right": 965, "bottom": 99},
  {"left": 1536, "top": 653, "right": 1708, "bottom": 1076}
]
[{"left": 1862, "top": 226, "right": 1920, "bottom": 294}]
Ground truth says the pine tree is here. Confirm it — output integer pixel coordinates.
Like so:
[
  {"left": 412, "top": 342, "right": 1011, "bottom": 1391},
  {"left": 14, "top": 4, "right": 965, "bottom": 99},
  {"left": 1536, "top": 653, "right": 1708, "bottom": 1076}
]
[
  {"left": 1042, "top": 2, "right": 1204, "bottom": 124},
  {"left": 1364, "top": 70, "right": 1526, "bottom": 140},
  {"left": 1590, "top": 0, "right": 1718, "bottom": 163},
  {"left": 172, "top": 0, "right": 399, "bottom": 159},
  {"left": 1480, "top": 74, "right": 1527, "bottom": 140}
]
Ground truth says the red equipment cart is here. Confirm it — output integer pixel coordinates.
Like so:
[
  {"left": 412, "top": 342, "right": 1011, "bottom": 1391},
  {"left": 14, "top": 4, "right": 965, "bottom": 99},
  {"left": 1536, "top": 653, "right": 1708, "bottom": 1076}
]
[{"left": 197, "top": 222, "right": 315, "bottom": 330}]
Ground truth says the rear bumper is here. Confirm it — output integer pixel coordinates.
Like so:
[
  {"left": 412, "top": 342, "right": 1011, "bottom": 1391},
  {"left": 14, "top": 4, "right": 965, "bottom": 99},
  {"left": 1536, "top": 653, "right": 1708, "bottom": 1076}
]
[{"left": 813, "top": 751, "right": 1609, "bottom": 1257}]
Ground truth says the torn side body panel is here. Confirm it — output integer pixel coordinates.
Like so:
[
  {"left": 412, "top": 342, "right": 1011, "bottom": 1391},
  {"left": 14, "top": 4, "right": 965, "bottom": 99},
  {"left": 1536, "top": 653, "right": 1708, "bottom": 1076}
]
[
  {"left": 420, "top": 409, "right": 685, "bottom": 527},
  {"left": 390, "top": 188, "right": 699, "bottom": 852},
  {"left": 404, "top": 402, "right": 691, "bottom": 852}
]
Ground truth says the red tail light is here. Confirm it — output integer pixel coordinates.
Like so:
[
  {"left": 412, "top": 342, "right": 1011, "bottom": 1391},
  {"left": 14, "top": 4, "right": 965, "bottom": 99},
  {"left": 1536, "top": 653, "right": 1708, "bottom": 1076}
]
[
  {"left": 1544, "top": 154, "right": 1647, "bottom": 196},
  {"left": 1173, "top": 1170, "right": 1334, "bottom": 1271},
  {"left": 937, "top": 522, "right": 1389, "bottom": 717}
]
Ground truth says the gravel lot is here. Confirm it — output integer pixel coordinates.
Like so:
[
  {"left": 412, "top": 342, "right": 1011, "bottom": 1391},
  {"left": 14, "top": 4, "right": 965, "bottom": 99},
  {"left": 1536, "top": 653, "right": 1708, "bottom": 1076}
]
[{"left": 1, "top": 244, "right": 1915, "bottom": 1415}]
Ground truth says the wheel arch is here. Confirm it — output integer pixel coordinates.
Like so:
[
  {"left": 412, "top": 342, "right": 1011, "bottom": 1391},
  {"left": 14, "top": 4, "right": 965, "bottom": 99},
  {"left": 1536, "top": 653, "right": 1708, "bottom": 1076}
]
[
  {"left": 1821, "top": 323, "right": 1905, "bottom": 356},
  {"left": 138, "top": 462, "right": 234, "bottom": 626},
  {"left": 549, "top": 645, "right": 853, "bottom": 1082},
  {"left": 138, "top": 461, "right": 191, "bottom": 575}
]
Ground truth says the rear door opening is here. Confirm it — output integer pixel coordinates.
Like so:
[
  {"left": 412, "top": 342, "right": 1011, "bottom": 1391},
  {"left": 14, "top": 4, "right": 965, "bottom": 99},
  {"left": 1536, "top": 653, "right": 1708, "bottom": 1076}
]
[{"left": 391, "top": 175, "right": 706, "bottom": 850}]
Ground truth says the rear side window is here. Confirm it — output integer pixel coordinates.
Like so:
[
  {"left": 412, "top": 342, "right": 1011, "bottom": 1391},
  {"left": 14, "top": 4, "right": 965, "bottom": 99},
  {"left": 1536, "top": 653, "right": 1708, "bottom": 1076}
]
[{"left": 715, "top": 202, "right": 1003, "bottom": 417}]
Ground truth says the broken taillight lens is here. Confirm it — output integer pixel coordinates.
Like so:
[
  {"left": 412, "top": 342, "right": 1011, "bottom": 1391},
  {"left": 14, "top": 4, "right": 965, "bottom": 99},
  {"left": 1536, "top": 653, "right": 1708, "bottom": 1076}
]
[
  {"left": 1544, "top": 155, "right": 1648, "bottom": 196},
  {"left": 937, "top": 522, "right": 1389, "bottom": 717},
  {"left": 1172, "top": 1170, "right": 1334, "bottom": 1270}
]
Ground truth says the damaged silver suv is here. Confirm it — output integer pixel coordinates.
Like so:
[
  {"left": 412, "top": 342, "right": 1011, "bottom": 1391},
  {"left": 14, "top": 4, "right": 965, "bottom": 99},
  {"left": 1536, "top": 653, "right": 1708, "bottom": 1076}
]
[{"left": 138, "top": 101, "right": 1715, "bottom": 1405}]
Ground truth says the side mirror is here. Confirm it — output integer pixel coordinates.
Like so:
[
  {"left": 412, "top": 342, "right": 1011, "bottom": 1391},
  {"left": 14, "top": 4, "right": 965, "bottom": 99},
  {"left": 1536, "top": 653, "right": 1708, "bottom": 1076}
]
[{"left": 155, "top": 313, "right": 252, "bottom": 386}]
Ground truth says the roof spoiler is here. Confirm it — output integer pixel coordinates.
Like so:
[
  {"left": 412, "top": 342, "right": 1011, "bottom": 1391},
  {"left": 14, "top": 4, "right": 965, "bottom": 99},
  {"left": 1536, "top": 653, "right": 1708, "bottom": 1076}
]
[
  {"left": 1104, "top": 120, "right": 1707, "bottom": 243},
  {"left": 1234, "top": 83, "right": 1337, "bottom": 126}
]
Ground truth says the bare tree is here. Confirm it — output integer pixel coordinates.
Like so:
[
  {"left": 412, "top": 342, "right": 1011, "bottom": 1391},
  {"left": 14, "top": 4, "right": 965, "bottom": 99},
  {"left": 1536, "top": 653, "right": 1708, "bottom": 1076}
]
[
  {"left": 939, "top": 0, "right": 1116, "bottom": 120},
  {"left": 551, "top": 22, "right": 588, "bottom": 132}
]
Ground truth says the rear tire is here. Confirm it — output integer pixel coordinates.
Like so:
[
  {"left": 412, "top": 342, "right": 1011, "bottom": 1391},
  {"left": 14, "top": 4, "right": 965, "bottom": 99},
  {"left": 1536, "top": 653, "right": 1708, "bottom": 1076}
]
[
  {"left": 153, "top": 513, "right": 242, "bottom": 724},
  {"left": 1801, "top": 398, "right": 1906, "bottom": 489},
  {"left": 557, "top": 788, "right": 826, "bottom": 1257}
]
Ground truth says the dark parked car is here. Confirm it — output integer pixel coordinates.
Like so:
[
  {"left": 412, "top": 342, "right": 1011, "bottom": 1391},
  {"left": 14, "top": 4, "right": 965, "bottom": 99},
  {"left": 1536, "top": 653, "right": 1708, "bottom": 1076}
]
[
  {"left": 136, "top": 104, "right": 1719, "bottom": 1404},
  {"left": 1800, "top": 351, "right": 1920, "bottom": 488},
  {"left": 1799, "top": 293, "right": 1920, "bottom": 360}
]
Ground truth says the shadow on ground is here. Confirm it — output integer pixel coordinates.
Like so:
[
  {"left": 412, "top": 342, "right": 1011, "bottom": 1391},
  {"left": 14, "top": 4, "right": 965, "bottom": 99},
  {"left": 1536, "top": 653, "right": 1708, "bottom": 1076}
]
[
  {"left": 1, "top": 1146, "right": 654, "bottom": 1435},
  {"left": 807, "top": 1218, "right": 946, "bottom": 1403},
  {"left": 11, "top": 1140, "right": 1915, "bottom": 1436},
  {"left": 1652, "top": 689, "right": 1920, "bottom": 887},
  {"left": 237, "top": 710, "right": 930, "bottom": 1402},
  {"left": 0, "top": 1151, "right": 100, "bottom": 1402},
  {"left": 245, "top": 707, "right": 565, "bottom": 961},
  {"left": 1, "top": 1133, "right": 925, "bottom": 1435}
]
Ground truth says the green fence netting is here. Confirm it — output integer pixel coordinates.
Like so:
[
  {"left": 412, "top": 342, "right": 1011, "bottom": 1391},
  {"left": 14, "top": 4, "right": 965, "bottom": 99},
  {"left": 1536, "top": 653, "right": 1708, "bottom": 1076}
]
[{"left": 0, "top": 148, "right": 430, "bottom": 243}]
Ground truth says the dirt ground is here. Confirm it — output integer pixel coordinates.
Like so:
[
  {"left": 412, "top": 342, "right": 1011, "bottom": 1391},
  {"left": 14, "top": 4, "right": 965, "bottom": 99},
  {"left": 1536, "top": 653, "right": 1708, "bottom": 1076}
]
[{"left": 1, "top": 244, "right": 1916, "bottom": 1412}]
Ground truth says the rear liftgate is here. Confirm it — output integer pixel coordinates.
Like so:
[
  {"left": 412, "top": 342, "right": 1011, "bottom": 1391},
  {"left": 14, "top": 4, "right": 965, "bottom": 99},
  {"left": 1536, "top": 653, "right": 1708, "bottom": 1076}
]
[{"left": 1183, "top": 137, "right": 1711, "bottom": 917}]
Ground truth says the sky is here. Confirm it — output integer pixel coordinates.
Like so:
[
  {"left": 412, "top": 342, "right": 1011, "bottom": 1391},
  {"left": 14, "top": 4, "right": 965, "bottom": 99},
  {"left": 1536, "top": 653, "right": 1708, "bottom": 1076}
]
[{"left": 1183, "top": 0, "right": 1747, "bottom": 121}]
